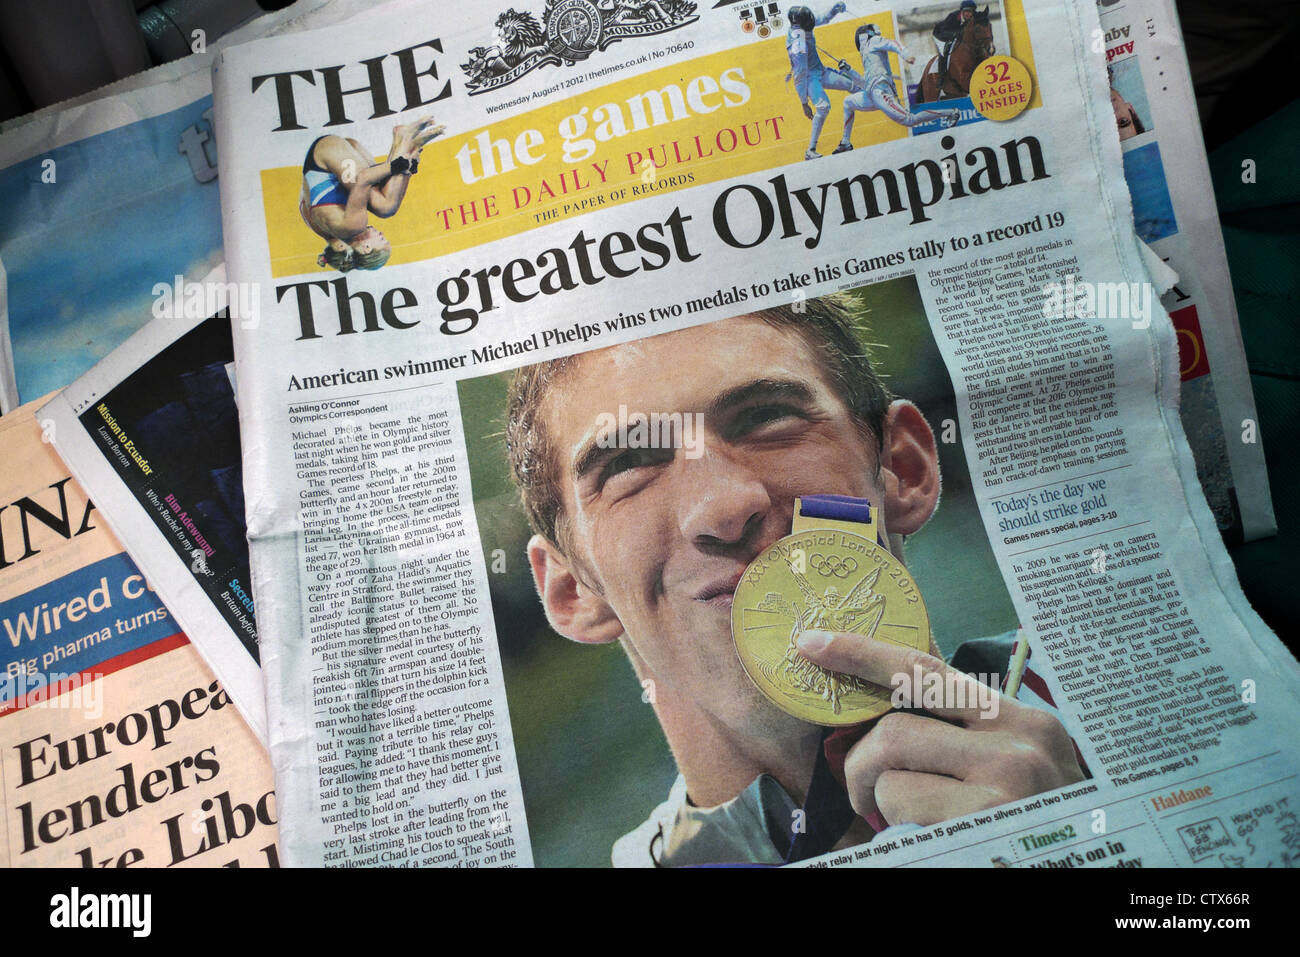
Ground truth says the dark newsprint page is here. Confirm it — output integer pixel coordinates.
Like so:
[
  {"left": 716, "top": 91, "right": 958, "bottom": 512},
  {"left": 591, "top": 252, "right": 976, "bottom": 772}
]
[
  {"left": 211, "top": 0, "right": 1298, "bottom": 867},
  {"left": 41, "top": 278, "right": 266, "bottom": 742}
]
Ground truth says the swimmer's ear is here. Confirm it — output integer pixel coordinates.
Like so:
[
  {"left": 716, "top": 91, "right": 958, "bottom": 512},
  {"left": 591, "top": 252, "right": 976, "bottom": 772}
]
[
  {"left": 879, "top": 400, "right": 941, "bottom": 537},
  {"left": 527, "top": 535, "right": 623, "bottom": 644}
]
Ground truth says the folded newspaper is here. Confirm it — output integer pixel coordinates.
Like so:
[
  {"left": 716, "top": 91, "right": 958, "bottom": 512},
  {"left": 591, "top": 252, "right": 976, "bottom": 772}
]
[
  {"left": 1096, "top": 0, "right": 1274, "bottom": 544},
  {"left": 203, "top": 0, "right": 1298, "bottom": 867},
  {"left": 40, "top": 271, "right": 266, "bottom": 742},
  {"left": 0, "top": 0, "right": 445, "bottom": 746},
  {"left": 0, "top": 399, "right": 277, "bottom": 868}
]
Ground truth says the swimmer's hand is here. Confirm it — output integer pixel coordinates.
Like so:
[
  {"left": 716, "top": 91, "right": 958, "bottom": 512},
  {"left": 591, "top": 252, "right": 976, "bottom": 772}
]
[{"left": 795, "top": 630, "right": 1085, "bottom": 827}]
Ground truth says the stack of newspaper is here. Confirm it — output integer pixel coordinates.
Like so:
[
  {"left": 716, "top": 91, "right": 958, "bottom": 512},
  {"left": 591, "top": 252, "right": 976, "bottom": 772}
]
[{"left": 2, "top": 0, "right": 1296, "bottom": 870}]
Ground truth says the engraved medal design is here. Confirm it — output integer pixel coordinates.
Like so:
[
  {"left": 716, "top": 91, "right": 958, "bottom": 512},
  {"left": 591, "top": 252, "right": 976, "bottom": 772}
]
[{"left": 732, "top": 525, "right": 931, "bottom": 726}]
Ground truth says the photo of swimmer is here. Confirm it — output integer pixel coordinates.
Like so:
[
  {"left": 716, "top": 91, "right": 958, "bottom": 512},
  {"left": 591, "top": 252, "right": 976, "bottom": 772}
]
[
  {"left": 457, "top": 274, "right": 1088, "bottom": 867},
  {"left": 298, "top": 117, "right": 445, "bottom": 272}
]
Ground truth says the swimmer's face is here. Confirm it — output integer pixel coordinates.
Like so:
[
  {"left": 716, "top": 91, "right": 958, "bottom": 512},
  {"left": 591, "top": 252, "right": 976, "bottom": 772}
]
[
  {"left": 350, "top": 226, "right": 393, "bottom": 270},
  {"left": 352, "top": 226, "right": 390, "bottom": 255},
  {"left": 525, "top": 316, "right": 941, "bottom": 737}
]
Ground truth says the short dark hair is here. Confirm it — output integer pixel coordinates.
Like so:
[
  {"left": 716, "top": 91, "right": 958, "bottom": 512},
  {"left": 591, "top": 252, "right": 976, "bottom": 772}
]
[{"left": 505, "top": 294, "right": 892, "bottom": 550}]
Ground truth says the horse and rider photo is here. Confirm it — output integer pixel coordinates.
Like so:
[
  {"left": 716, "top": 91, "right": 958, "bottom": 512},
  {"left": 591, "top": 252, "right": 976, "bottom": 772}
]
[{"left": 896, "top": 1, "right": 1010, "bottom": 118}]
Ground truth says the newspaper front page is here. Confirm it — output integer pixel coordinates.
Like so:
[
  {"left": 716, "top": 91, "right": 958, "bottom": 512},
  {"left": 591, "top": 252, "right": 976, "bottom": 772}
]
[
  {"left": 212, "top": 0, "right": 1299, "bottom": 867},
  {"left": 0, "top": 400, "right": 277, "bottom": 868}
]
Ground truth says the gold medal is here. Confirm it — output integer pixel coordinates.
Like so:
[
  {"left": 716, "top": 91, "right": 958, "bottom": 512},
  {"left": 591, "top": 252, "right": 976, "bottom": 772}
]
[{"left": 731, "top": 498, "right": 931, "bottom": 726}]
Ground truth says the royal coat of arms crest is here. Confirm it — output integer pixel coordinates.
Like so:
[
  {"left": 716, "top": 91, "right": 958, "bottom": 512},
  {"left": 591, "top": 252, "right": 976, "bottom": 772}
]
[{"left": 461, "top": 0, "right": 700, "bottom": 94}]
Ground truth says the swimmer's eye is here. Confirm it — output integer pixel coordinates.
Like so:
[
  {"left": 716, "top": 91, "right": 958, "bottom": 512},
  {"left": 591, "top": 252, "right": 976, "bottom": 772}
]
[
  {"left": 730, "top": 403, "right": 808, "bottom": 439},
  {"left": 606, "top": 450, "right": 647, "bottom": 478},
  {"left": 590, "top": 447, "right": 670, "bottom": 494},
  {"left": 599, "top": 447, "right": 673, "bottom": 486}
]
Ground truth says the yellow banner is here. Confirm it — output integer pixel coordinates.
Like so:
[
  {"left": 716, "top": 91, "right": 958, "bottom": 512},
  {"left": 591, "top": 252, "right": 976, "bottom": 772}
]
[{"left": 262, "top": 2, "right": 1037, "bottom": 277}]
